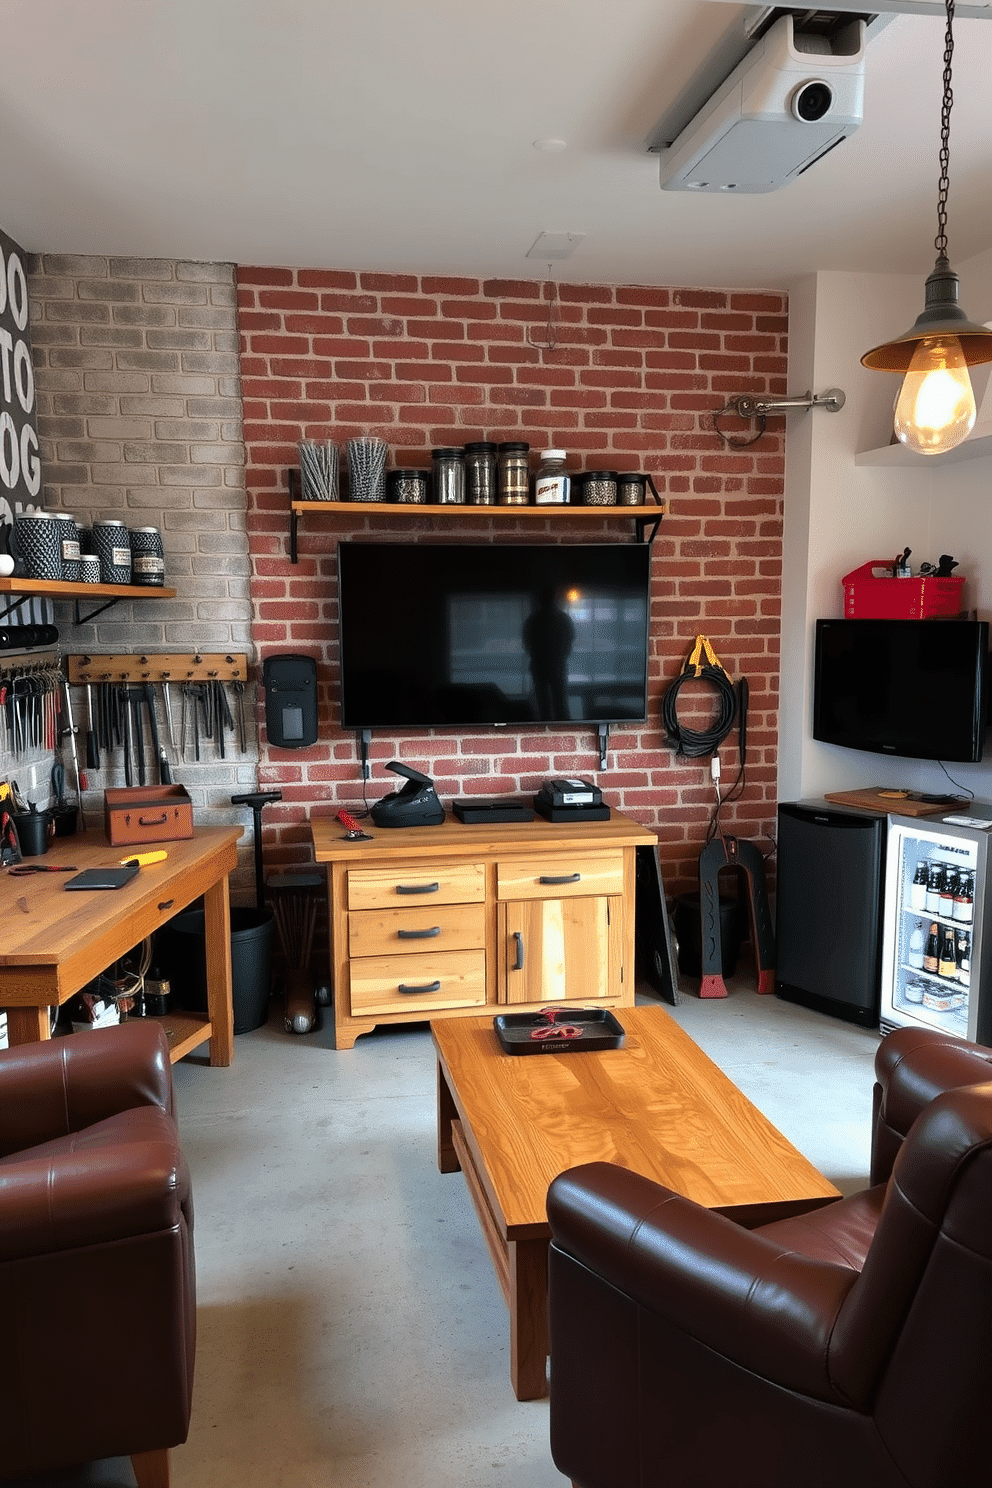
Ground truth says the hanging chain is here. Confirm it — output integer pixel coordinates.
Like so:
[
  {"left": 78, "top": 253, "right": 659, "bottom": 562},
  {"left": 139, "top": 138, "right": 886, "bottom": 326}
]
[{"left": 935, "top": 0, "right": 955, "bottom": 259}]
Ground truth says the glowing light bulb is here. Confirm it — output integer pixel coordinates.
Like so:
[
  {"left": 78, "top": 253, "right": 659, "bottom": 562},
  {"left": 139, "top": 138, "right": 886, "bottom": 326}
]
[{"left": 894, "top": 336, "right": 976, "bottom": 455}]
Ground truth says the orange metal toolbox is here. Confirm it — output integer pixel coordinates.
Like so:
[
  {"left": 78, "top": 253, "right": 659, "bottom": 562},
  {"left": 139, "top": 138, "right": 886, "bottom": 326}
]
[
  {"left": 841, "top": 560, "right": 965, "bottom": 620},
  {"left": 104, "top": 785, "right": 194, "bottom": 846}
]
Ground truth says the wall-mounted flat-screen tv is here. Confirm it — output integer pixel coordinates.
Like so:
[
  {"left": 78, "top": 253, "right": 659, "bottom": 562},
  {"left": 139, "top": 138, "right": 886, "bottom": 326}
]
[
  {"left": 812, "top": 617, "right": 990, "bottom": 763},
  {"left": 337, "top": 542, "right": 651, "bottom": 730}
]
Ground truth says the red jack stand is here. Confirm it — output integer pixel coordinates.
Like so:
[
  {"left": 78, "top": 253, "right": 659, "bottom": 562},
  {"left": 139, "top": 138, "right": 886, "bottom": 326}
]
[{"left": 697, "top": 834, "right": 776, "bottom": 999}]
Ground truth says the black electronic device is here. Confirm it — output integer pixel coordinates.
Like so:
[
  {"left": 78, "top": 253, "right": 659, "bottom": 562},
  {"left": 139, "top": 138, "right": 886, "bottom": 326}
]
[
  {"left": 452, "top": 799, "right": 535, "bottom": 824},
  {"left": 370, "top": 760, "right": 445, "bottom": 829},
  {"left": 534, "top": 797, "right": 611, "bottom": 823},
  {"left": 262, "top": 654, "right": 318, "bottom": 749},
  {"left": 337, "top": 542, "right": 650, "bottom": 730},
  {"left": 813, "top": 618, "right": 989, "bottom": 763},
  {"left": 538, "top": 777, "right": 603, "bottom": 809}
]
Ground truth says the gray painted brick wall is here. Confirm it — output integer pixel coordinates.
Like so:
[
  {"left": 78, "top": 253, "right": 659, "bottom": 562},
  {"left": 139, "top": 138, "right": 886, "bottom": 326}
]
[{"left": 28, "top": 255, "right": 260, "bottom": 893}]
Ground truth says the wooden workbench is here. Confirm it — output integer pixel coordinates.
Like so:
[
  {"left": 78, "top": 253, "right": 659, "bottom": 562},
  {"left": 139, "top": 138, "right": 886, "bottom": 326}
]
[{"left": 0, "top": 825, "right": 240, "bottom": 1064}]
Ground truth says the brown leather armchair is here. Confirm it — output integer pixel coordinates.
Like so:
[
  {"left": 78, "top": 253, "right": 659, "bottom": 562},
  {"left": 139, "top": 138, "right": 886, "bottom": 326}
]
[
  {"left": 0, "top": 1022, "right": 195, "bottom": 1487},
  {"left": 547, "top": 1027, "right": 992, "bottom": 1488}
]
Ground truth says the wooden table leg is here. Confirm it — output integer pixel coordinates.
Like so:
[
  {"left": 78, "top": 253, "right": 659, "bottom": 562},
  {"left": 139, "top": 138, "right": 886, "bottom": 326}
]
[
  {"left": 5, "top": 1006, "right": 51, "bottom": 1045},
  {"left": 202, "top": 871, "right": 234, "bottom": 1067},
  {"left": 437, "top": 1061, "right": 460, "bottom": 1174},
  {"left": 509, "top": 1236, "right": 549, "bottom": 1400}
]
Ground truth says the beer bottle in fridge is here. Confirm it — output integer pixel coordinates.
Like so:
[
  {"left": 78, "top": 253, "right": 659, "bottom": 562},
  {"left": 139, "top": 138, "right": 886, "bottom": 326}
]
[{"left": 923, "top": 923, "right": 941, "bottom": 974}]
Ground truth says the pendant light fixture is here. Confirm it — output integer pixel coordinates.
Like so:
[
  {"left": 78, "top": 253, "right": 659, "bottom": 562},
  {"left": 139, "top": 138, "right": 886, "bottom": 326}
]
[{"left": 861, "top": 0, "right": 992, "bottom": 455}]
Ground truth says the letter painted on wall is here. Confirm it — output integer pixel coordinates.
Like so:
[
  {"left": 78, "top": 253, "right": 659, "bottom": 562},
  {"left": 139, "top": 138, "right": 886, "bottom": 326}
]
[{"left": 0, "top": 226, "right": 40, "bottom": 506}]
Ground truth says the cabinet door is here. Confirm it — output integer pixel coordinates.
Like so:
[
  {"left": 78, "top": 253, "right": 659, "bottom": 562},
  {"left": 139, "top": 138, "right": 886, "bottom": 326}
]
[{"left": 499, "top": 895, "right": 621, "bottom": 1005}]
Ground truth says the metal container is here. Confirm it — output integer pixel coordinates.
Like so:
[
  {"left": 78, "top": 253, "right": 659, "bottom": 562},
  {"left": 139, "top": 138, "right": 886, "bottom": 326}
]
[
  {"left": 431, "top": 447, "right": 466, "bottom": 505},
  {"left": 91, "top": 520, "right": 133, "bottom": 584},
  {"left": 79, "top": 554, "right": 101, "bottom": 584},
  {"left": 129, "top": 526, "right": 165, "bottom": 586},
  {"left": 52, "top": 512, "right": 82, "bottom": 582},
  {"left": 498, "top": 442, "right": 530, "bottom": 505},
  {"left": 464, "top": 441, "right": 498, "bottom": 505},
  {"left": 13, "top": 512, "right": 62, "bottom": 581}
]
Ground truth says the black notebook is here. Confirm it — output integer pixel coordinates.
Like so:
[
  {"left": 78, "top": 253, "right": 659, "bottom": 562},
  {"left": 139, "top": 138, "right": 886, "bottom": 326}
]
[{"left": 64, "top": 865, "right": 140, "bottom": 891}]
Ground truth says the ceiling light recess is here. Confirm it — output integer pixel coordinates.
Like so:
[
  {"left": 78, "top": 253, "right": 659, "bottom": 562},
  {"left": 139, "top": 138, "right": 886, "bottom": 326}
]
[{"left": 525, "top": 232, "right": 585, "bottom": 261}]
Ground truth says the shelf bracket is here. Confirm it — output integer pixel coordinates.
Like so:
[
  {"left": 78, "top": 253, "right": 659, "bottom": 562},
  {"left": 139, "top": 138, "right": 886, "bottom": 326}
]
[
  {"left": 73, "top": 595, "right": 126, "bottom": 625},
  {"left": 635, "top": 515, "right": 663, "bottom": 544},
  {"left": 0, "top": 595, "right": 29, "bottom": 622}
]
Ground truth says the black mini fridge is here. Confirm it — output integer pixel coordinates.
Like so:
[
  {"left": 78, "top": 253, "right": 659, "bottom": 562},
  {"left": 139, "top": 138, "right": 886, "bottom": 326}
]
[{"left": 776, "top": 800, "right": 885, "bottom": 1028}]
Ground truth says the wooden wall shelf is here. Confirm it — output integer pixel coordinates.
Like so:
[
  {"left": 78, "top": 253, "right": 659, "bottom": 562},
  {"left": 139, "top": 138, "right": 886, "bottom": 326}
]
[
  {"left": 287, "top": 471, "right": 667, "bottom": 560},
  {"left": 0, "top": 576, "right": 176, "bottom": 625}
]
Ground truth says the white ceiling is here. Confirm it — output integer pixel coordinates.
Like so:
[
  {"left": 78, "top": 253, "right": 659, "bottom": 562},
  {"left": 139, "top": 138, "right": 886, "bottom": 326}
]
[{"left": 1, "top": 1, "right": 990, "bottom": 292}]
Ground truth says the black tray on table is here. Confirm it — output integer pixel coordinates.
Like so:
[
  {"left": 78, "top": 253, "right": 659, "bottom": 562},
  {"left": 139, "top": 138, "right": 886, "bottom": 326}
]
[{"left": 494, "top": 1008, "right": 625, "bottom": 1055}]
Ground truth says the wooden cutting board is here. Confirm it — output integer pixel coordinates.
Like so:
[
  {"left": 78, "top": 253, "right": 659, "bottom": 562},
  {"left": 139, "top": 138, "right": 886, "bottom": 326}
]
[{"left": 823, "top": 787, "right": 965, "bottom": 817}]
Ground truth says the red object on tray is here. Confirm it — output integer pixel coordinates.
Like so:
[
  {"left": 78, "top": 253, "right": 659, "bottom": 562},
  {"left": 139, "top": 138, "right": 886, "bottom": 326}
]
[{"left": 841, "top": 560, "right": 965, "bottom": 620}]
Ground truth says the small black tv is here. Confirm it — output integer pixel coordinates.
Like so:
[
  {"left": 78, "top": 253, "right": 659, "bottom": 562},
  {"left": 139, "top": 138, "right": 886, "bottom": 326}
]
[
  {"left": 812, "top": 617, "right": 990, "bottom": 763},
  {"left": 337, "top": 542, "right": 651, "bottom": 730}
]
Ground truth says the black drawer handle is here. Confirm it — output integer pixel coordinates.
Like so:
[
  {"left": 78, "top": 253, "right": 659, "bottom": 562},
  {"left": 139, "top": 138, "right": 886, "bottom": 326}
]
[
  {"left": 397, "top": 926, "right": 441, "bottom": 940},
  {"left": 539, "top": 872, "right": 581, "bottom": 885},
  {"left": 158, "top": 899, "right": 175, "bottom": 911},
  {"left": 396, "top": 882, "right": 439, "bottom": 895},
  {"left": 513, "top": 931, "right": 524, "bottom": 971},
  {"left": 398, "top": 980, "right": 442, "bottom": 995}
]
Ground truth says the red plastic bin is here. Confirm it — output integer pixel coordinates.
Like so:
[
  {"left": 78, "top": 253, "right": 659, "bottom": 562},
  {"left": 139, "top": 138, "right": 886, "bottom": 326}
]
[{"left": 841, "top": 560, "right": 965, "bottom": 620}]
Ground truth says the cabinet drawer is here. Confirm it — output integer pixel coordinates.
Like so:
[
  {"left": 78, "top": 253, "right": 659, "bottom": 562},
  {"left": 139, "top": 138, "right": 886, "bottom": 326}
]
[
  {"left": 348, "top": 904, "right": 486, "bottom": 959},
  {"left": 496, "top": 852, "right": 624, "bottom": 902},
  {"left": 347, "top": 862, "right": 485, "bottom": 911},
  {"left": 349, "top": 949, "right": 487, "bottom": 1017}
]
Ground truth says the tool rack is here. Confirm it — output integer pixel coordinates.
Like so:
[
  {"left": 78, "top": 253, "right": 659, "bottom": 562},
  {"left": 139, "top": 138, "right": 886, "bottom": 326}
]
[{"left": 66, "top": 653, "right": 249, "bottom": 685}]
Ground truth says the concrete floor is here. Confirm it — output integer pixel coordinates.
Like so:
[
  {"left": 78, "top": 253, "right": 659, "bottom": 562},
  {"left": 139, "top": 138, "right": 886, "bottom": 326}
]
[{"left": 6, "top": 970, "right": 882, "bottom": 1488}]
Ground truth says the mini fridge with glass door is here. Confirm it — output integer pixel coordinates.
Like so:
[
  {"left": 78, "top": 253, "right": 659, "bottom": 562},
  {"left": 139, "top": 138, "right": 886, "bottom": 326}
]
[{"left": 880, "top": 807, "right": 992, "bottom": 1045}]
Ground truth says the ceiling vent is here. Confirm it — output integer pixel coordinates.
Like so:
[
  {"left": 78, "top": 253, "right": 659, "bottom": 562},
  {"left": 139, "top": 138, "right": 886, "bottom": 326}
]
[{"left": 660, "top": 13, "right": 866, "bottom": 193}]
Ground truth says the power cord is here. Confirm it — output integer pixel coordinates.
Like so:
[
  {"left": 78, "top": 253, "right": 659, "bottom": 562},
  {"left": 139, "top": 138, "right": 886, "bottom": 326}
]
[{"left": 705, "top": 677, "right": 749, "bottom": 845}]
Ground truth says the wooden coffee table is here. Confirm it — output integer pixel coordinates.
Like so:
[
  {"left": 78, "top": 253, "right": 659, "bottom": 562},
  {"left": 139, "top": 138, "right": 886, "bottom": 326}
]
[{"left": 432, "top": 1005, "right": 840, "bottom": 1400}]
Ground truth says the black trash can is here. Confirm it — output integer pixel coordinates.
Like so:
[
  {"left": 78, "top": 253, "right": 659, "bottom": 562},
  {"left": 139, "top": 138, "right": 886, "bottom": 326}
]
[
  {"left": 157, "top": 907, "right": 274, "bottom": 1034},
  {"left": 673, "top": 892, "right": 744, "bottom": 979}
]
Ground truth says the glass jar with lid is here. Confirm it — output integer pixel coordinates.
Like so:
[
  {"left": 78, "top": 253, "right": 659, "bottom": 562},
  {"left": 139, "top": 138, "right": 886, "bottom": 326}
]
[
  {"left": 580, "top": 470, "right": 618, "bottom": 506},
  {"left": 497, "top": 442, "right": 530, "bottom": 504},
  {"left": 431, "top": 447, "right": 466, "bottom": 505},
  {"left": 616, "top": 472, "right": 647, "bottom": 506},
  {"left": 464, "top": 442, "right": 498, "bottom": 505},
  {"left": 534, "top": 449, "right": 570, "bottom": 505}
]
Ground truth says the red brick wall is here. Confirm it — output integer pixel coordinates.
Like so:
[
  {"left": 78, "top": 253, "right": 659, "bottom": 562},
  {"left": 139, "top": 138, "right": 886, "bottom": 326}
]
[{"left": 237, "top": 267, "right": 786, "bottom": 900}]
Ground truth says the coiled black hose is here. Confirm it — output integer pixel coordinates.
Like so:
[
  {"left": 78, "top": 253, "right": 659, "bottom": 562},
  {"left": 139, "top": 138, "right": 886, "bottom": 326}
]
[{"left": 661, "top": 636, "right": 740, "bottom": 758}]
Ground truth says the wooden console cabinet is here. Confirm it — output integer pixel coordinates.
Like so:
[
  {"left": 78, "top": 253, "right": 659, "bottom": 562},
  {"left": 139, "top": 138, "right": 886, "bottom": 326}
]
[{"left": 310, "top": 810, "right": 658, "bottom": 1049}]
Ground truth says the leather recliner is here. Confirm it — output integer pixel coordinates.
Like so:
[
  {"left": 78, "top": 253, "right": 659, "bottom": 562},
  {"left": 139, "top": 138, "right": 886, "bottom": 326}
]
[
  {"left": 547, "top": 1026, "right": 992, "bottom": 1488},
  {"left": 0, "top": 1021, "right": 195, "bottom": 1487}
]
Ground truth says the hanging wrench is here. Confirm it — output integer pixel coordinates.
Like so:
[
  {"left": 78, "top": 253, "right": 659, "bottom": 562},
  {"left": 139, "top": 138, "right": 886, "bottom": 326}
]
[
  {"left": 60, "top": 677, "right": 87, "bottom": 830},
  {"left": 161, "top": 679, "right": 178, "bottom": 755}
]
